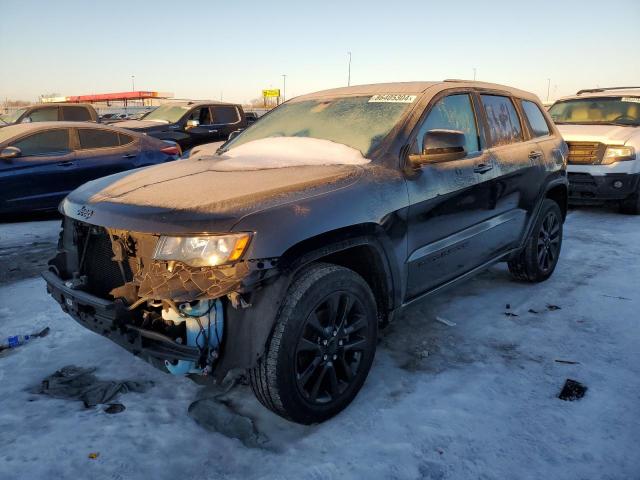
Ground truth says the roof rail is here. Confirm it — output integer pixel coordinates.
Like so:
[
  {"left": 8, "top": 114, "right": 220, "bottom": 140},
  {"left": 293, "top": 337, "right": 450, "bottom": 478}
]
[{"left": 576, "top": 86, "right": 640, "bottom": 95}]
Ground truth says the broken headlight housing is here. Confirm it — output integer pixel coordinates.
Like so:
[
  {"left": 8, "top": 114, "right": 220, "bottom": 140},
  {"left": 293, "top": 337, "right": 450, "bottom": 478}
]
[
  {"left": 153, "top": 233, "right": 251, "bottom": 267},
  {"left": 602, "top": 146, "right": 635, "bottom": 165}
]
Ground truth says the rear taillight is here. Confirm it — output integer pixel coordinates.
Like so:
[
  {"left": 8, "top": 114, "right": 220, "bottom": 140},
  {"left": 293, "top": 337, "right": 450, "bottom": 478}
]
[{"left": 160, "top": 144, "right": 181, "bottom": 156}]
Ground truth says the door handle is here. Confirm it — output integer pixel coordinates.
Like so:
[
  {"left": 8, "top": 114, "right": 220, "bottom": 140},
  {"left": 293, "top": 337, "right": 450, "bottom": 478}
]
[
  {"left": 473, "top": 163, "right": 493, "bottom": 174},
  {"left": 208, "top": 129, "right": 218, "bottom": 134},
  {"left": 57, "top": 161, "right": 73, "bottom": 167},
  {"left": 528, "top": 151, "right": 543, "bottom": 160},
  {"left": 123, "top": 153, "right": 137, "bottom": 159}
]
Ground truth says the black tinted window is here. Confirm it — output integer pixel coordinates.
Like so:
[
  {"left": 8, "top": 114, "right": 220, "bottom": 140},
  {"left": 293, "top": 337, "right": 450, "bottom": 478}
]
[
  {"left": 27, "top": 108, "right": 58, "bottom": 122},
  {"left": 522, "top": 100, "right": 550, "bottom": 137},
  {"left": 213, "top": 106, "right": 239, "bottom": 124},
  {"left": 480, "top": 95, "right": 523, "bottom": 146},
  {"left": 63, "top": 106, "right": 92, "bottom": 121},
  {"left": 416, "top": 94, "right": 479, "bottom": 153},
  {"left": 118, "top": 133, "right": 134, "bottom": 145},
  {"left": 12, "top": 129, "right": 70, "bottom": 156},
  {"left": 78, "top": 129, "right": 120, "bottom": 149}
]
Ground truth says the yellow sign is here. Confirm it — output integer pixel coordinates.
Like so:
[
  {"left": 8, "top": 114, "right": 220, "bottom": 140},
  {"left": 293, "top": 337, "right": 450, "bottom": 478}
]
[{"left": 262, "top": 89, "right": 281, "bottom": 98}]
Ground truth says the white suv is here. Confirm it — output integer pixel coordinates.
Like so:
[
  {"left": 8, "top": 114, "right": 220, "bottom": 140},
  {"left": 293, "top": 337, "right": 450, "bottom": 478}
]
[{"left": 549, "top": 87, "right": 640, "bottom": 214}]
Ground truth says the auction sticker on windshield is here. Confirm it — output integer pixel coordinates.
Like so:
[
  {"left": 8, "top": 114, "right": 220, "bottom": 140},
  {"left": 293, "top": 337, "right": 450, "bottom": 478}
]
[{"left": 369, "top": 94, "right": 417, "bottom": 103}]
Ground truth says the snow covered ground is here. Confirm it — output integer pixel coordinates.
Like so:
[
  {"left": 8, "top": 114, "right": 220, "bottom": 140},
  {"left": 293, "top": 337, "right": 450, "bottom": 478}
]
[{"left": 0, "top": 208, "right": 638, "bottom": 480}]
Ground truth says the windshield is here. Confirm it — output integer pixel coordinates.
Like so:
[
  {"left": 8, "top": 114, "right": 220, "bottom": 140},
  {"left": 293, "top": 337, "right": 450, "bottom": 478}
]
[
  {"left": 142, "top": 104, "right": 190, "bottom": 124},
  {"left": 222, "top": 95, "right": 416, "bottom": 156},
  {"left": 549, "top": 97, "right": 640, "bottom": 126},
  {"left": 0, "top": 108, "right": 27, "bottom": 125}
]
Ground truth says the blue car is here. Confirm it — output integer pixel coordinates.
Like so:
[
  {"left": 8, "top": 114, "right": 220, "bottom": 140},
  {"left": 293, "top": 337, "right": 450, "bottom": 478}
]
[{"left": 0, "top": 122, "right": 181, "bottom": 215}]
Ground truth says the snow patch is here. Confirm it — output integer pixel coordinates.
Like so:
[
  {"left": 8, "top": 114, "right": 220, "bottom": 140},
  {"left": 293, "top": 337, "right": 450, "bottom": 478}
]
[{"left": 195, "top": 137, "right": 371, "bottom": 171}]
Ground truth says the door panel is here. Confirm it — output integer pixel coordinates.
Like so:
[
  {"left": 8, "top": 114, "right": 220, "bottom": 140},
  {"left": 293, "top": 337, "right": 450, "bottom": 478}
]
[
  {"left": 406, "top": 149, "right": 502, "bottom": 299},
  {"left": 74, "top": 128, "right": 140, "bottom": 185}
]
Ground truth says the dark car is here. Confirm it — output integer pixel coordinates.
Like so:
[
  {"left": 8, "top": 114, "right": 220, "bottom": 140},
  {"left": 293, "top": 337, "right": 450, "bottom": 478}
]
[
  {"left": 244, "top": 111, "right": 260, "bottom": 125},
  {"left": 114, "top": 101, "right": 246, "bottom": 151},
  {"left": 0, "top": 103, "right": 98, "bottom": 126},
  {"left": 44, "top": 81, "right": 568, "bottom": 424},
  {"left": 0, "top": 122, "right": 180, "bottom": 215}
]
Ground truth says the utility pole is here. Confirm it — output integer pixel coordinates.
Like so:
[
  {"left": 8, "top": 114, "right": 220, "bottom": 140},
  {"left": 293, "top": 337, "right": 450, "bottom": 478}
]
[
  {"left": 473, "top": 68, "right": 477, "bottom": 81},
  {"left": 131, "top": 75, "right": 135, "bottom": 92},
  {"left": 347, "top": 52, "right": 352, "bottom": 86},
  {"left": 546, "top": 78, "right": 551, "bottom": 102},
  {"left": 282, "top": 74, "right": 287, "bottom": 102}
]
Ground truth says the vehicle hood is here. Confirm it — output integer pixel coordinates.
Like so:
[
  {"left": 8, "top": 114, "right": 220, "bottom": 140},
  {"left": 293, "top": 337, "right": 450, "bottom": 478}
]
[
  {"left": 556, "top": 124, "right": 638, "bottom": 145},
  {"left": 61, "top": 158, "right": 364, "bottom": 234},
  {"left": 114, "top": 120, "right": 167, "bottom": 130}
]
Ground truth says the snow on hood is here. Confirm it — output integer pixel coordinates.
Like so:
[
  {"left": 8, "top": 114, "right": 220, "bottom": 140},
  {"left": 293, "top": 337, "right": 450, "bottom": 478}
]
[
  {"left": 556, "top": 124, "right": 639, "bottom": 144},
  {"left": 193, "top": 137, "right": 371, "bottom": 171}
]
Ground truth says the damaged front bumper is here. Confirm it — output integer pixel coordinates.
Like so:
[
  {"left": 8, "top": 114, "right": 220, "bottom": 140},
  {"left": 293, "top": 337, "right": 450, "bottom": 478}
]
[
  {"left": 43, "top": 270, "right": 202, "bottom": 366},
  {"left": 43, "top": 218, "right": 289, "bottom": 382}
]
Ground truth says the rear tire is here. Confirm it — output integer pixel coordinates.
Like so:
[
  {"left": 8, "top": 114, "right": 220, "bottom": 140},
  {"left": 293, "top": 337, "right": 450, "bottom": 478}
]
[
  {"left": 508, "top": 199, "right": 563, "bottom": 282},
  {"left": 249, "top": 263, "right": 377, "bottom": 424}
]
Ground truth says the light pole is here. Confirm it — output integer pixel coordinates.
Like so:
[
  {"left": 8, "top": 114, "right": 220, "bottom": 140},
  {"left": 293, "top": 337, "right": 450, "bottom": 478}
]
[
  {"left": 347, "top": 52, "right": 352, "bottom": 86},
  {"left": 282, "top": 74, "right": 287, "bottom": 102},
  {"left": 473, "top": 68, "right": 477, "bottom": 81},
  {"left": 546, "top": 78, "right": 551, "bottom": 102},
  {"left": 131, "top": 75, "right": 135, "bottom": 92}
]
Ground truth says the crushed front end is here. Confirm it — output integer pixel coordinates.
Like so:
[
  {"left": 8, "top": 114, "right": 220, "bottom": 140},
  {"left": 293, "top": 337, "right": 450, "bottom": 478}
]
[{"left": 44, "top": 217, "right": 282, "bottom": 381}]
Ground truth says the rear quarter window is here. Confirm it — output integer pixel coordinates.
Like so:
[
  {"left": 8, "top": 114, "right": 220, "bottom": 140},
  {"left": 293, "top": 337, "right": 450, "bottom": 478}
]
[
  {"left": 521, "top": 100, "right": 550, "bottom": 137},
  {"left": 480, "top": 95, "right": 523, "bottom": 146}
]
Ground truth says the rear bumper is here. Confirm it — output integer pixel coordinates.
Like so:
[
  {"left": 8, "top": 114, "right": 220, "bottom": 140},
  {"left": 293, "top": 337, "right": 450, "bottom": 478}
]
[
  {"left": 568, "top": 172, "right": 640, "bottom": 203},
  {"left": 42, "top": 270, "right": 200, "bottom": 366}
]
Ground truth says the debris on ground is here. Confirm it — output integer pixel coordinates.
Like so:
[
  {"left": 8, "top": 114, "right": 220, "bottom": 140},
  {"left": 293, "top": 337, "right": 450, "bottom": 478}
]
[
  {"left": 0, "top": 326, "right": 50, "bottom": 353},
  {"left": 435, "top": 316, "right": 456, "bottom": 327},
  {"left": 558, "top": 379, "right": 588, "bottom": 401},
  {"left": 601, "top": 294, "right": 632, "bottom": 301},
  {"left": 504, "top": 312, "right": 519, "bottom": 317},
  {"left": 35, "top": 365, "right": 153, "bottom": 407},
  {"left": 554, "top": 359, "right": 580, "bottom": 365},
  {"left": 104, "top": 403, "right": 126, "bottom": 414},
  {"left": 529, "top": 309, "right": 540, "bottom": 314},
  {"left": 88, "top": 452, "right": 100, "bottom": 460},
  {"left": 188, "top": 397, "right": 268, "bottom": 448},
  {"left": 547, "top": 304, "right": 561, "bottom": 311}
]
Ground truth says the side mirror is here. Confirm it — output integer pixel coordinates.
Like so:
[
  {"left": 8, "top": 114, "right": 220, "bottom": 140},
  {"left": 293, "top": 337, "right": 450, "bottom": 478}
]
[
  {"left": 408, "top": 129, "right": 467, "bottom": 168},
  {"left": 0, "top": 146, "right": 21, "bottom": 160},
  {"left": 185, "top": 119, "right": 200, "bottom": 129},
  {"left": 228, "top": 129, "right": 243, "bottom": 141}
]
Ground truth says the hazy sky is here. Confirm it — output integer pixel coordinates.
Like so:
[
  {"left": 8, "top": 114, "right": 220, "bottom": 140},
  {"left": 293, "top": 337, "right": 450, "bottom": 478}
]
[{"left": 1, "top": 0, "right": 639, "bottom": 103}]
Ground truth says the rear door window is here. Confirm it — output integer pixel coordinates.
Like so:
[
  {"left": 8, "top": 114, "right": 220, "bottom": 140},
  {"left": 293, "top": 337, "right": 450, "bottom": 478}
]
[
  {"left": 416, "top": 94, "right": 480, "bottom": 153},
  {"left": 212, "top": 106, "right": 240, "bottom": 124},
  {"left": 118, "top": 132, "right": 134, "bottom": 145},
  {"left": 78, "top": 129, "right": 121, "bottom": 149},
  {"left": 26, "top": 107, "right": 58, "bottom": 122},
  {"left": 62, "top": 106, "right": 92, "bottom": 121},
  {"left": 480, "top": 95, "right": 523, "bottom": 146},
  {"left": 12, "top": 129, "right": 70, "bottom": 156},
  {"left": 521, "top": 100, "right": 550, "bottom": 137}
]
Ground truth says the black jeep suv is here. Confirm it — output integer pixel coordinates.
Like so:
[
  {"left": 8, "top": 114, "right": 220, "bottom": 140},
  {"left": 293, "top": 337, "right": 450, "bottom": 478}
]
[
  {"left": 115, "top": 101, "right": 246, "bottom": 151},
  {"left": 44, "top": 81, "right": 568, "bottom": 424}
]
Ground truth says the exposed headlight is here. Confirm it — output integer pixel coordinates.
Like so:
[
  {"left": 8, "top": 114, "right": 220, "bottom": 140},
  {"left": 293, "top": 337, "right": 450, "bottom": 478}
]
[
  {"left": 602, "top": 146, "right": 635, "bottom": 165},
  {"left": 153, "top": 233, "right": 251, "bottom": 267}
]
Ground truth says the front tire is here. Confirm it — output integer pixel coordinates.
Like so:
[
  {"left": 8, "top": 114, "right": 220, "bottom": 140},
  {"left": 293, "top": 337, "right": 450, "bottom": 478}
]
[
  {"left": 508, "top": 199, "right": 563, "bottom": 282},
  {"left": 249, "top": 263, "right": 378, "bottom": 424},
  {"left": 619, "top": 185, "right": 640, "bottom": 215}
]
